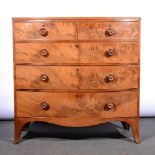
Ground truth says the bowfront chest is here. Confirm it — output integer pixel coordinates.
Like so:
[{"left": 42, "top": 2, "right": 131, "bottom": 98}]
[{"left": 13, "top": 17, "right": 140, "bottom": 143}]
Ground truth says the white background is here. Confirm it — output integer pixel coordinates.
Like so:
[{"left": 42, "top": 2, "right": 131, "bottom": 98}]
[{"left": 0, "top": 0, "right": 154, "bottom": 119}]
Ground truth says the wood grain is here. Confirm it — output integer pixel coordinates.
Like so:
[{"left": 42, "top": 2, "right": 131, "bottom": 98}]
[
  {"left": 16, "top": 66, "right": 79, "bottom": 89},
  {"left": 14, "top": 22, "right": 76, "bottom": 41},
  {"left": 16, "top": 91, "right": 138, "bottom": 118},
  {"left": 15, "top": 42, "right": 139, "bottom": 64},
  {"left": 78, "top": 22, "right": 139, "bottom": 40},
  {"left": 78, "top": 42, "right": 139, "bottom": 64},
  {"left": 16, "top": 65, "right": 138, "bottom": 90},
  {"left": 78, "top": 65, "right": 138, "bottom": 90},
  {"left": 15, "top": 43, "right": 79, "bottom": 64}
]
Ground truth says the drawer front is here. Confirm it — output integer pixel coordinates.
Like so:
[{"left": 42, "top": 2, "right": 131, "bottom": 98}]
[
  {"left": 16, "top": 91, "right": 138, "bottom": 118},
  {"left": 15, "top": 42, "right": 139, "bottom": 64},
  {"left": 16, "top": 66, "right": 78, "bottom": 89},
  {"left": 16, "top": 65, "right": 138, "bottom": 90},
  {"left": 78, "top": 65, "right": 138, "bottom": 90},
  {"left": 14, "top": 22, "right": 76, "bottom": 41},
  {"left": 78, "top": 22, "right": 139, "bottom": 40},
  {"left": 79, "top": 42, "right": 139, "bottom": 64},
  {"left": 15, "top": 43, "right": 79, "bottom": 64}
]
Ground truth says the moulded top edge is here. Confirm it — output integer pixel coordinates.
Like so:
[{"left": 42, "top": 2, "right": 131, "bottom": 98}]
[{"left": 12, "top": 17, "right": 141, "bottom": 22}]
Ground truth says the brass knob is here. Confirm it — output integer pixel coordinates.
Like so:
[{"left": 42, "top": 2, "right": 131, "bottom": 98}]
[
  {"left": 105, "top": 28, "right": 116, "bottom": 37},
  {"left": 40, "top": 49, "right": 49, "bottom": 57},
  {"left": 105, "top": 49, "right": 115, "bottom": 57},
  {"left": 40, "top": 74, "right": 49, "bottom": 82},
  {"left": 104, "top": 101, "right": 115, "bottom": 110},
  {"left": 39, "top": 27, "right": 48, "bottom": 36},
  {"left": 105, "top": 74, "right": 114, "bottom": 83},
  {"left": 40, "top": 101, "right": 49, "bottom": 110}
]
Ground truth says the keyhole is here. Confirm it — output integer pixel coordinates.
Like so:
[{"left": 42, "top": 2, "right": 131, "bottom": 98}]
[
  {"left": 75, "top": 44, "right": 79, "bottom": 48},
  {"left": 77, "top": 68, "right": 78, "bottom": 71}
]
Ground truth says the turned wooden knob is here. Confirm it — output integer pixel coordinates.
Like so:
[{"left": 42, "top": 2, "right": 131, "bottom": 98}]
[
  {"left": 105, "top": 49, "right": 115, "bottom": 57},
  {"left": 40, "top": 74, "right": 49, "bottom": 82},
  {"left": 105, "top": 102, "right": 115, "bottom": 110},
  {"left": 39, "top": 27, "right": 48, "bottom": 36},
  {"left": 105, "top": 74, "right": 114, "bottom": 82},
  {"left": 105, "top": 28, "right": 116, "bottom": 36},
  {"left": 41, "top": 101, "right": 49, "bottom": 110},
  {"left": 40, "top": 49, "right": 49, "bottom": 57}
]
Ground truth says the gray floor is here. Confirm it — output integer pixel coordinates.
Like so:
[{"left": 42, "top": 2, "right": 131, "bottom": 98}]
[{"left": 0, "top": 118, "right": 155, "bottom": 155}]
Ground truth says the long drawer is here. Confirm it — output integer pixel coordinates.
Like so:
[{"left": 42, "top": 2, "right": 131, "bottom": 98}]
[
  {"left": 16, "top": 91, "right": 138, "bottom": 118},
  {"left": 15, "top": 42, "right": 139, "bottom": 64},
  {"left": 16, "top": 65, "right": 138, "bottom": 90}
]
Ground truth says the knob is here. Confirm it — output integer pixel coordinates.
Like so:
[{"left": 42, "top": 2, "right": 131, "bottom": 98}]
[
  {"left": 105, "top": 74, "right": 114, "bottom": 83},
  {"left": 39, "top": 27, "right": 48, "bottom": 36},
  {"left": 40, "top": 101, "right": 49, "bottom": 110},
  {"left": 105, "top": 49, "right": 115, "bottom": 57},
  {"left": 40, "top": 49, "right": 49, "bottom": 57},
  {"left": 105, "top": 28, "right": 116, "bottom": 37},
  {"left": 104, "top": 101, "right": 115, "bottom": 110},
  {"left": 40, "top": 74, "right": 49, "bottom": 82}
]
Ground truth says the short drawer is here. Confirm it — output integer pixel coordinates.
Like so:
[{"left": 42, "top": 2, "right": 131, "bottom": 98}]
[
  {"left": 15, "top": 43, "right": 79, "bottom": 64},
  {"left": 78, "top": 65, "right": 138, "bottom": 90},
  {"left": 78, "top": 22, "right": 139, "bottom": 40},
  {"left": 16, "top": 66, "right": 78, "bottom": 90},
  {"left": 14, "top": 22, "right": 76, "bottom": 41},
  {"left": 16, "top": 65, "right": 138, "bottom": 90},
  {"left": 78, "top": 42, "right": 139, "bottom": 64},
  {"left": 16, "top": 91, "right": 138, "bottom": 118},
  {"left": 15, "top": 42, "right": 139, "bottom": 64}
]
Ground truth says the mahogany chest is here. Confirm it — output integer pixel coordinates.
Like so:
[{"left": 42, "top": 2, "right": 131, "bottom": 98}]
[{"left": 13, "top": 17, "right": 140, "bottom": 143}]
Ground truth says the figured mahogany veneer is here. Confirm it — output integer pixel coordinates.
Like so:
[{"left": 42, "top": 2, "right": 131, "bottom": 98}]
[
  {"left": 16, "top": 91, "right": 138, "bottom": 118},
  {"left": 13, "top": 17, "right": 140, "bottom": 144},
  {"left": 16, "top": 65, "right": 138, "bottom": 90},
  {"left": 14, "top": 22, "right": 76, "bottom": 41},
  {"left": 15, "top": 42, "right": 139, "bottom": 64},
  {"left": 78, "top": 22, "right": 139, "bottom": 40}
]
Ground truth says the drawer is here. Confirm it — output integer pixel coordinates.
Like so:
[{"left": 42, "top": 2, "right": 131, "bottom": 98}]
[
  {"left": 15, "top": 43, "right": 79, "bottom": 64},
  {"left": 78, "top": 65, "right": 138, "bottom": 90},
  {"left": 16, "top": 65, "right": 138, "bottom": 90},
  {"left": 14, "top": 22, "right": 76, "bottom": 41},
  {"left": 78, "top": 42, "right": 139, "bottom": 64},
  {"left": 15, "top": 42, "right": 139, "bottom": 64},
  {"left": 78, "top": 22, "right": 139, "bottom": 40},
  {"left": 16, "top": 91, "right": 138, "bottom": 118},
  {"left": 16, "top": 66, "right": 79, "bottom": 89}
]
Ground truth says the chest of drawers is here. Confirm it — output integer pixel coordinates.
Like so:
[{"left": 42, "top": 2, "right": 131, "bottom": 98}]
[{"left": 13, "top": 17, "right": 140, "bottom": 143}]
